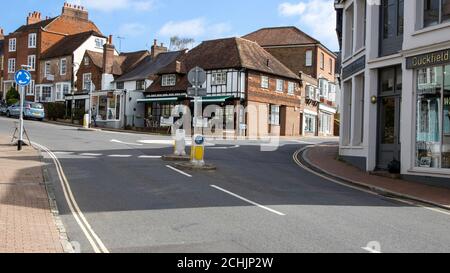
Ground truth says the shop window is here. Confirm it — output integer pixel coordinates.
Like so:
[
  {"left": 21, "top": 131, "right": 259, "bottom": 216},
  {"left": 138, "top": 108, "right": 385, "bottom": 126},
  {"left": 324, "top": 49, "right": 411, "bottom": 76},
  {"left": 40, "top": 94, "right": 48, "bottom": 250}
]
[
  {"left": 416, "top": 65, "right": 450, "bottom": 169},
  {"left": 305, "top": 114, "right": 316, "bottom": 133}
]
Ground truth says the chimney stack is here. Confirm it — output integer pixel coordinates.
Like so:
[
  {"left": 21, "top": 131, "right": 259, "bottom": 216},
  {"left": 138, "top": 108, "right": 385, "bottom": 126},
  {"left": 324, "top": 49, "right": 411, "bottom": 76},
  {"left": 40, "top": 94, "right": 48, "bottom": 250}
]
[
  {"left": 0, "top": 28, "right": 4, "bottom": 40},
  {"left": 62, "top": 2, "right": 88, "bottom": 21},
  {"left": 175, "top": 61, "right": 182, "bottom": 73},
  {"left": 27, "top": 11, "right": 41, "bottom": 25},
  {"left": 151, "top": 39, "right": 168, "bottom": 59},
  {"left": 103, "top": 35, "right": 115, "bottom": 74}
]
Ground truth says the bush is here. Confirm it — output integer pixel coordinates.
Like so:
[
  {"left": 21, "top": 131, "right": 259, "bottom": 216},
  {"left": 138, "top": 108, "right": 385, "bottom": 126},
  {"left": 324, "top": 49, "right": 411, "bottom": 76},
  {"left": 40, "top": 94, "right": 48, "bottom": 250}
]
[
  {"left": 6, "top": 87, "right": 20, "bottom": 106},
  {"left": 44, "top": 102, "right": 66, "bottom": 121}
]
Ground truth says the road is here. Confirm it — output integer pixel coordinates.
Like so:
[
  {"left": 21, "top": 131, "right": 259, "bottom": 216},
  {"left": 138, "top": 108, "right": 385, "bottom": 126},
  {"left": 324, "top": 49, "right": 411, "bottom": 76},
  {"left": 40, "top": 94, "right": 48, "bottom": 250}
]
[{"left": 1, "top": 116, "right": 450, "bottom": 253}]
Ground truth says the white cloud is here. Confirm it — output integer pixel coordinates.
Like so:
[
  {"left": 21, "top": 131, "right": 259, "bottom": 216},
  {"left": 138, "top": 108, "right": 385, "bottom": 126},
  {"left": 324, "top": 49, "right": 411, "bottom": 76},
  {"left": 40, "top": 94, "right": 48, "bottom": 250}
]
[
  {"left": 72, "top": 0, "right": 154, "bottom": 12},
  {"left": 159, "top": 18, "right": 206, "bottom": 37},
  {"left": 118, "top": 23, "right": 146, "bottom": 37},
  {"left": 278, "top": 0, "right": 338, "bottom": 50},
  {"left": 159, "top": 18, "right": 232, "bottom": 39}
]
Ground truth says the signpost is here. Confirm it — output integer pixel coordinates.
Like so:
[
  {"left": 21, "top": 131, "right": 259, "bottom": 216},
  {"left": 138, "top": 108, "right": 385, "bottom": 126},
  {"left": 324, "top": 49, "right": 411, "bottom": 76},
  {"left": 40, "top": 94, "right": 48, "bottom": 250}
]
[
  {"left": 188, "top": 67, "right": 207, "bottom": 166},
  {"left": 14, "top": 69, "right": 32, "bottom": 151}
]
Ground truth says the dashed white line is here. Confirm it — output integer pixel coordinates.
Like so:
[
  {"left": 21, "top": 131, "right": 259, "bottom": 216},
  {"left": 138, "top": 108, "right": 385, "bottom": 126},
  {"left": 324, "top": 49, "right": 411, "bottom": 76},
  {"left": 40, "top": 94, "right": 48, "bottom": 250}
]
[
  {"left": 111, "top": 139, "right": 143, "bottom": 146},
  {"left": 211, "top": 185, "right": 286, "bottom": 216},
  {"left": 108, "top": 155, "right": 132, "bottom": 158},
  {"left": 80, "top": 153, "right": 103, "bottom": 157},
  {"left": 166, "top": 165, "right": 193, "bottom": 178},
  {"left": 139, "top": 155, "right": 162, "bottom": 159}
]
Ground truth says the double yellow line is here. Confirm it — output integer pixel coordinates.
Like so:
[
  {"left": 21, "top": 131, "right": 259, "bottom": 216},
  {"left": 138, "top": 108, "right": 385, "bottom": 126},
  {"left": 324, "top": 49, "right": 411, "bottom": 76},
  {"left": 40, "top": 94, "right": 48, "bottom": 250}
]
[{"left": 33, "top": 142, "right": 109, "bottom": 253}]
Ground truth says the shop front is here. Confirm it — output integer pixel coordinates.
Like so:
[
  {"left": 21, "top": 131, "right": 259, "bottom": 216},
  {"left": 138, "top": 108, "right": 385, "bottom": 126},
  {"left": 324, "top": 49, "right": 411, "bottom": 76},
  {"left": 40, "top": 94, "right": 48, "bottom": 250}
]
[
  {"left": 138, "top": 95, "right": 244, "bottom": 136},
  {"left": 91, "top": 91, "right": 124, "bottom": 129},
  {"left": 404, "top": 48, "right": 450, "bottom": 181}
]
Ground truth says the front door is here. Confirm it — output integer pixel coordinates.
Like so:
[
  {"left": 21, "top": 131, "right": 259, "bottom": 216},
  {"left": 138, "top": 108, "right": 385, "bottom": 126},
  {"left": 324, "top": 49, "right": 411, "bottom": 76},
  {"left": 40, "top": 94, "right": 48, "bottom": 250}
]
[{"left": 377, "top": 66, "right": 402, "bottom": 170}]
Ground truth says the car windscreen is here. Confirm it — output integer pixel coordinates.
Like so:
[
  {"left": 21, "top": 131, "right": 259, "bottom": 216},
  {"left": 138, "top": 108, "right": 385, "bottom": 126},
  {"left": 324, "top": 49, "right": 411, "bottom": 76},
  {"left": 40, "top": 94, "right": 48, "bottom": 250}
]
[{"left": 31, "top": 103, "right": 44, "bottom": 109}]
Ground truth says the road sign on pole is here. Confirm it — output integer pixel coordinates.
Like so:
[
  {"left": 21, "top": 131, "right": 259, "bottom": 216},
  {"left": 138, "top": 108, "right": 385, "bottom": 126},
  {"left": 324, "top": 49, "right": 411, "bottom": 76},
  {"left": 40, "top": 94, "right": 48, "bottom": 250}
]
[
  {"left": 188, "top": 67, "right": 207, "bottom": 166},
  {"left": 14, "top": 69, "right": 32, "bottom": 151}
]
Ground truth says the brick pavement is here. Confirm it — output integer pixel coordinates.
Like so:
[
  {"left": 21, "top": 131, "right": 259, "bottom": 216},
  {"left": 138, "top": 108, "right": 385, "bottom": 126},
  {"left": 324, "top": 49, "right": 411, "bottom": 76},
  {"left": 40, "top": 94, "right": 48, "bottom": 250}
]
[
  {"left": 0, "top": 136, "right": 63, "bottom": 253},
  {"left": 304, "top": 145, "right": 450, "bottom": 209}
]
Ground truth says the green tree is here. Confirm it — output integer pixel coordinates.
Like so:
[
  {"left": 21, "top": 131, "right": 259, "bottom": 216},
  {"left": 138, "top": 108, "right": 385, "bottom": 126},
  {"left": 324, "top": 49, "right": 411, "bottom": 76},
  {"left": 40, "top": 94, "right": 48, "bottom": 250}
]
[{"left": 6, "top": 87, "right": 20, "bottom": 106}]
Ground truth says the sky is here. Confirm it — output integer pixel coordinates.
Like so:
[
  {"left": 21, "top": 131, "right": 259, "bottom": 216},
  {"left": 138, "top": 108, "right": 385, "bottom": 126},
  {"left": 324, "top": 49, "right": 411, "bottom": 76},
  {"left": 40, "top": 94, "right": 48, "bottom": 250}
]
[{"left": 0, "top": 0, "right": 338, "bottom": 52}]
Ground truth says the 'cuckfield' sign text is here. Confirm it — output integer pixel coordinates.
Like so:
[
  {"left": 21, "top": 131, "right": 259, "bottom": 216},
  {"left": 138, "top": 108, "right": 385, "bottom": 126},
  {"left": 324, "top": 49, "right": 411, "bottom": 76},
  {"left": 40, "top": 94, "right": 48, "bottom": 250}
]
[{"left": 406, "top": 48, "right": 450, "bottom": 69}]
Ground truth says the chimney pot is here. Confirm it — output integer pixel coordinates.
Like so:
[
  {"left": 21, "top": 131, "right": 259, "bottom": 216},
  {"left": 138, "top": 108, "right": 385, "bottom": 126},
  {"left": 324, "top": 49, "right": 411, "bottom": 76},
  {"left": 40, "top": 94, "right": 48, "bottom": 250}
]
[{"left": 109, "top": 35, "right": 113, "bottom": 44}]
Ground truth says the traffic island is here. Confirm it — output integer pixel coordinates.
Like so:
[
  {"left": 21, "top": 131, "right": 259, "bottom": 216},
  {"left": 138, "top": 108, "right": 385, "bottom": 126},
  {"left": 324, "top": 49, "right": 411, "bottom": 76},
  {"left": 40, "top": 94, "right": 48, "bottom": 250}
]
[
  {"left": 174, "top": 162, "right": 217, "bottom": 171},
  {"left": 162, "top": 155, "right": 191, "bottom": 162}
]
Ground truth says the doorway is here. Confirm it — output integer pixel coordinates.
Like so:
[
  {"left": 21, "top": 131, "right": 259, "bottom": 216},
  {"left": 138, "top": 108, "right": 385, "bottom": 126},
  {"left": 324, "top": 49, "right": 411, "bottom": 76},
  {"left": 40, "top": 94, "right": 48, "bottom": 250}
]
[{"left": 377, "top": 65, "right": 402, "bottom": 170}]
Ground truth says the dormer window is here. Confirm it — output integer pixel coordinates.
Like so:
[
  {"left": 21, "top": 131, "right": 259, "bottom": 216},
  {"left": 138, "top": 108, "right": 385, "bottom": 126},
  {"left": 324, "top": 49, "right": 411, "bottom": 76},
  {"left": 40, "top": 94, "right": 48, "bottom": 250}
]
[
  {"left": 162, "top": 74, "right": 176, "bottom": 87},
  {"left": 95, "top": 38, "right": 104, "bottom": 48}
]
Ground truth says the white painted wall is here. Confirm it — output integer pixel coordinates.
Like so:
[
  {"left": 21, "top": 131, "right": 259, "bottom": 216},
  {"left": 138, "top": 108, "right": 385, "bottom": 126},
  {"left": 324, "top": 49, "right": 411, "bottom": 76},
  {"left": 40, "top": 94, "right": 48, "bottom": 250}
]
[{"left": 73, "top": 35, "right": 119, "bottom": 91}]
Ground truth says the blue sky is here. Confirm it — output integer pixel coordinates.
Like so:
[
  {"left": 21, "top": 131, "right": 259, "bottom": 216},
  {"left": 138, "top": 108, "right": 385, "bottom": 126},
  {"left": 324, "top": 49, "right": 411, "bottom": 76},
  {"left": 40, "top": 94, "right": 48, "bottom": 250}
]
[{"left": 1, "top": 0, "right": 338, "bottom": 52}]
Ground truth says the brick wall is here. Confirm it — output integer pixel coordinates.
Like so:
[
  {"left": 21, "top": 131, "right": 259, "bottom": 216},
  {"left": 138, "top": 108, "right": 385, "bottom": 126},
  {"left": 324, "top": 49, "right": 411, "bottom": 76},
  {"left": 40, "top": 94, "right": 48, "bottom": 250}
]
[
  {"left": 75, "top": 53, "right": 101, "bottom": 92},
  {"left": 263, "top": 46, "right": 316, "bottom": 78},
  {"left": 38, "top": 56, "right": 73, "bottom": 85},
  {"left": 316, "top": 46, "right": 336, "bottom": 83}
]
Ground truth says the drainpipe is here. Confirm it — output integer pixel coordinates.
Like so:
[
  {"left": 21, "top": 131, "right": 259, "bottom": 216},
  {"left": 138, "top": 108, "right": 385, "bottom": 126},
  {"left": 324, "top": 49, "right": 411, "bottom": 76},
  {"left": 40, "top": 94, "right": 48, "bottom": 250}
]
[{"left": 123, "top": 90, "right": 127, "bottom": 129}]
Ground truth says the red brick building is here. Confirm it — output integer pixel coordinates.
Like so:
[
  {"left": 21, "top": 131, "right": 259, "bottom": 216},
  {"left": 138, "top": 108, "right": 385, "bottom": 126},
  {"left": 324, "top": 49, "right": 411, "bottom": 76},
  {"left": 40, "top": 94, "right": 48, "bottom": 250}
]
[
  {"left": 145, "top": 37, "right": 303, "bottom": 137},
  {"left": 2, "top": 3, "right": 101, "bottom": 101},
  {"left": 243, "top": 27, "right": 338, "bottom": 136},
  {"left": 0, "top": 28, "right": 4, "bottom": 100}
]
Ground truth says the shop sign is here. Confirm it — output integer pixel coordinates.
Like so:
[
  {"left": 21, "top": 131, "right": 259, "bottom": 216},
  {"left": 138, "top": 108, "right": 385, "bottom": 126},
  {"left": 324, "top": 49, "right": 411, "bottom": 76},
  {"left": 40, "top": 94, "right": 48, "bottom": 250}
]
[{"left": 406, "top": 48, "right": 450, "bottom": 69}]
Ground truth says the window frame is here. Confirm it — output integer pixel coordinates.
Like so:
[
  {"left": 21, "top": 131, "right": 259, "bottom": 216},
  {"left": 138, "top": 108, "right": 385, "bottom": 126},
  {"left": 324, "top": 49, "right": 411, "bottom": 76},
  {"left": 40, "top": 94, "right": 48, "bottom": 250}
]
[
  {"left": 261, "top": 76, "right": 269, "bottom": 89},
  {"left": 8, "top": 58, "right": 16, "bottom": 73},
  {"left": 276, "top": 79, "right": 284, "bottom": 92},
  {"left": 269, "top": 105, "right": 280, "bottom": 126},
  {"left": 60, "top": 58, "right": 67, "bottom": 76},
  {"left": 211, "top": 71, "right": 227, "bottom": 85},
  {"left": 162, "top": 74, "right": 176, "bottom": 87},
  {"left": 305, "top": 50, "right": 313, "bottom": 67},
  {"left": 44, "top": 61, "right": 51, "bottom": 77},
  {"left": 288, "top": 82, "right": 295, "bottom": 95},
  {"left": 28, "top": 33, "right": 37, "bottom": 48},
  {"left": 9, "top": 38, "right": 16, "bottom": 52},
  {"left": 136, "top": 80, "right": 146, "bottom": 90},
  {"left": 83, "top": 73, "right": 92, "bottom": 91},
  {"left": 27, "top": 55, "right": 36, "bottom": 71}
]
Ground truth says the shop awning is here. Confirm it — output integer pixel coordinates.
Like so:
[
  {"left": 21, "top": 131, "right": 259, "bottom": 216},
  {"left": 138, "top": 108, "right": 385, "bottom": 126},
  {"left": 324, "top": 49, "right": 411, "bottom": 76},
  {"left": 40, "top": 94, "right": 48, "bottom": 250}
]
[
  {"left": 137, "top": 97, "right": 179, "bottom": 103},
  {"left": 197, "top": 96, "right": 232, "bottom": 103}
]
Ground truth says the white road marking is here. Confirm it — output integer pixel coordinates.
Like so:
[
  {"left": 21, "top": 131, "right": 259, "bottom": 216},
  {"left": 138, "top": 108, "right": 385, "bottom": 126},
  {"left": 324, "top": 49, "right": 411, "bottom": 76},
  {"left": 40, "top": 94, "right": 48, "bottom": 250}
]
[
  {"left": 211, "top": 185, "right": 286, "bottom": 216},
  {"left": 293, "top": 147, "right": 450, "bottom": 217},
  {"left": 108, "top": 155, "right": 132, "bottom": 158},
  {"left": 138, "top": 139, "right": 215, "bottom": 147},
  {"left": 111, "top": 139, "right": 143, "bottom": 146},
  {"left": 362, "top": 247, "right": 382, "bottom": 254},
  {"left": 166, "top": 165, "right": 192, "bottom": 178},
  {"left": 53, "top": 151, "right": 74, "bottom": 155},
  {"left": 32, "top": 142, "right": 109, "bottom": 253},
  {"left": 80, "top": 153, "right": 103, "bottom": 157},
  {"left": 209, "top": 145, "right": 240, "bottom": 150},
  {"left": 139, "top": 155, "right": 162, "bottom": 159}
]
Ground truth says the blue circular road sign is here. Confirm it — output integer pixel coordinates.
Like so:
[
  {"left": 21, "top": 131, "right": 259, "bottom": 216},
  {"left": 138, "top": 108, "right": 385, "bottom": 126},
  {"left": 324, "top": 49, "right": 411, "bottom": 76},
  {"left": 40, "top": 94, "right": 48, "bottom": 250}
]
[
  {"left": 194, "top": 135, "right": 205, "bottom": 145},
  {"left": 14, "top": 70, "right": 32, "bottom": 86}
]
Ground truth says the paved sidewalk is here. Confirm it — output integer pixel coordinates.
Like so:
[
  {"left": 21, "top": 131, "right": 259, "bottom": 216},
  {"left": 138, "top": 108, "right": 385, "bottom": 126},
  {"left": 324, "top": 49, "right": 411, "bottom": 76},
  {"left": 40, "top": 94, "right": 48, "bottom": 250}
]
[
  {"left": 0, "top": 136, "right": 63, "bottom": 253},
  {"left": 303, "top": 145, "right": 450, "bottom": 210}
]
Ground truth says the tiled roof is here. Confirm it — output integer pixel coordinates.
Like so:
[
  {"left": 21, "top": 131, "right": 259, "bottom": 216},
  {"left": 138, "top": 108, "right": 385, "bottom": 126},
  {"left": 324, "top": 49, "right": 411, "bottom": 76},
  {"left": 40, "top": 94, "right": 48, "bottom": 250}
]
[
  {"left": 14, "top": 17, "right": 58, "bottom": 33},
  {"left": 86, "top": 50, "right": 150, "bottom": 76},
  {"left": 148, "top": 37, "right": 299, "bottom": 93},
  {"left": 115, "top": 50, "right": 186, "bottom": 82},
  {"left": 243, "top": 26, "right": 319, "bottom": 47},
  {"left": 41, "top": 31, "right": 105, "bottom": 59}
]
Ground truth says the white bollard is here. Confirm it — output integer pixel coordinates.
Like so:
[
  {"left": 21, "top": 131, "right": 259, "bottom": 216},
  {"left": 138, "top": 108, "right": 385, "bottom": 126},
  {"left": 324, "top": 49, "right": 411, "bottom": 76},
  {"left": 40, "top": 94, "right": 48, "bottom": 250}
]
[
  {"left": 83, "top": 114, "right": 90, "bottom": 129},
  {"left": 174, "top": 129, "right": 186, "bottom": 156}
]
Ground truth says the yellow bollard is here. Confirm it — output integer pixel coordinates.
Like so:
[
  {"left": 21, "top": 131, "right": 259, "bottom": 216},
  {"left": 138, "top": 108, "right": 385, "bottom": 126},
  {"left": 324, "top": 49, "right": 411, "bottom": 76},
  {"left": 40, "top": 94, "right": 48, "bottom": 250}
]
[{"left": 194, "top": 146, "right": 204, "bottom": 161}]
